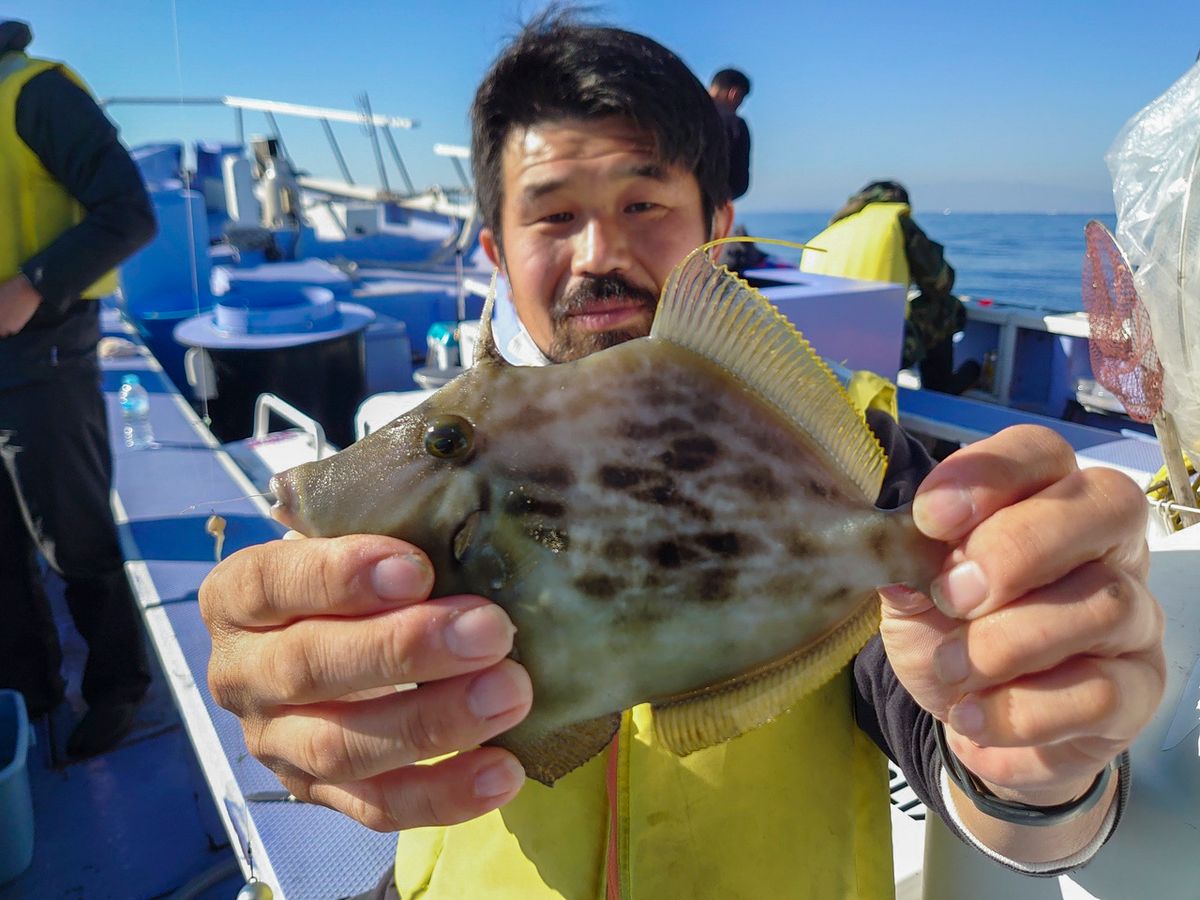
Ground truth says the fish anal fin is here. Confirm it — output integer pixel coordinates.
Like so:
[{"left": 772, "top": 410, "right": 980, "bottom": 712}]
[
  {"left": 652, "top": 594, "right": 881, "bottom": 756},
  {"left": 489, "top": 712, "right": 621, "bottom": 786}
]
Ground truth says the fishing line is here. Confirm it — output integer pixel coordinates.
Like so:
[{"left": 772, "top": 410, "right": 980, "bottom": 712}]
[
  {"left": 178, "top": 492, "right": 277, "bottom": 516},
  {"left": 168, "top": 0, "right": 230, "bottom": 535},
  {"left": 169, "top": 0, "right": 207, "bottom": 427},
  {"left": 697, "top": 235, "right": 825, "bottom": 258}
]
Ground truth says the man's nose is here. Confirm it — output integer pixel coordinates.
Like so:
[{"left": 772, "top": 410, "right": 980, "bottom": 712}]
[{"left": 571, "top": 217, "right": 632, "bottom": 277}]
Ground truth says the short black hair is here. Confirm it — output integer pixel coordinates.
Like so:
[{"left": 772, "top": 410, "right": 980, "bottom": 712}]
[
  {"left": 711, "top": 68, "right": 751, "bottom": 96},
  {"left": 470, "top": 8, "right": 730, "bottom": 244}
]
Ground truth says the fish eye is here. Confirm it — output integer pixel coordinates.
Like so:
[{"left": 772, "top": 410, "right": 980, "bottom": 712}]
[{"left": 424, "top": 415, "right": 474, "bottom": 460}]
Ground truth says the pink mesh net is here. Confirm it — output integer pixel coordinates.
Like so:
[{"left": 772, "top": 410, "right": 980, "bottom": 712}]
[{"left": 1082, "top": 220, "right": 1163, "bottom": 423}]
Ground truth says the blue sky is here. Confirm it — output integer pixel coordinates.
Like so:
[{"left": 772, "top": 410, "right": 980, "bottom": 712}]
[{"left": 7, "top": 1, "right": 1200, "bottom": 213}]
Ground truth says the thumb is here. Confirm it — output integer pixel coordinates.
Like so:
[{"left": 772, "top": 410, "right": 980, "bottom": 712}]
[{"left": 877, "top": 583, "right": 957, "bottom": 717}]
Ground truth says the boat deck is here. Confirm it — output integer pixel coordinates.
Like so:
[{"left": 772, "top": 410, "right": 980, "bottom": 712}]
[{"left": 7, "top": 304, "right": 396, "bottom": 899}]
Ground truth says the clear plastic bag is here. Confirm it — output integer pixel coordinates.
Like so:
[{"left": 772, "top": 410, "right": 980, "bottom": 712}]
[{"left": 1106, "top": 61, "right": 1200, "bottom": 456}]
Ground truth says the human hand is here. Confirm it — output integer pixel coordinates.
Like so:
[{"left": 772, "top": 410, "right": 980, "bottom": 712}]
[
  {"left": 879, "top": 426, "right": 1164, "bottom": 822},
  {"left": 0, "top": 273, "right": 42, "bottom": 337},
  {"left": 199, "top": 534, "right": 532, "bottom": 831}
]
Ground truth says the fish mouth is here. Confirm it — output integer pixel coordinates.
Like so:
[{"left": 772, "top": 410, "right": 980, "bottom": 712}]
[{"left": 267, "top": 475, "right": 306, "bottom": 534}]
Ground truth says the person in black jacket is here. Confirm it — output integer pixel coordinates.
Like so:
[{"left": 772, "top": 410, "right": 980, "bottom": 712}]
[
  {"left": 709, "top": 68, "right": 752, "bottom": 201},
  {"left": 0, "top": 19, "right": 157, "bottom": 757}
]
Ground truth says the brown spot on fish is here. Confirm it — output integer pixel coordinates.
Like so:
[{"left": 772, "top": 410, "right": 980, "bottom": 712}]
[
  {"left": 631, "top": 482, "right": 714, "bottom": 521},
  {"left": 828, "top": 585, "right": 854, "bottom": 607},
  {"left": 653, "top": 539, "right": 701, "bottom": 569},
  {"left": 808, "top": 478, "right": 831, "bottom": 500},
  {"left": 787, "top": 532, "right": 819, "bottom": 558},
  {"left": 659, "top": 435, "right": 720, "bottom": 472},
  {"left": 575, "top": 572, "right": 627, "bottom": 599},
  {"left": 503, "top": 489, "right": 565, "bottom": 519},
  {"left": 696, "top": 531, "right": 743, "bottom": 558},
  {"left": 624, "top": 416, "right": 693, "bottom": 440},
  {"left": 736, "top": 465, "right": 783, "bottom": 500},
  {"left": 600, "top": 465, "right": 649, "bottom": 489}
]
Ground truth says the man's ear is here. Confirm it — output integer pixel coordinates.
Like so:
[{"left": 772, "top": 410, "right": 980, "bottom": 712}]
[
  {"left": 480, "top": 227, "right": 502, "bottom": 269},
  {"left": 711, "top": 202, "right": 734, "bottom": 242}
]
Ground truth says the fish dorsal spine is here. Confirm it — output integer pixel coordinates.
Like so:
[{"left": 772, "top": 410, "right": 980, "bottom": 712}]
[
  {"left": 650, "top": 248, "right": 888, "bottom": 504},
  {"left": 473, "top": 271, "right": 508, "bottom": 368}
]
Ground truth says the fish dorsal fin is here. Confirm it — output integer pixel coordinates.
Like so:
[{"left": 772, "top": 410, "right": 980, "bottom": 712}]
[
  {"left": 652, "top": 592, "right": 880, "bottom": 756},
  {"left": 650, "top": 247, "right": 887, "bottom": 503},
  {"left": 473, "top": 271, "right": 507, "bottom": 367}
]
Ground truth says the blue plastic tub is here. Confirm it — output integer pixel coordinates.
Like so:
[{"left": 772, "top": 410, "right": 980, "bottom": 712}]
[{"left": 0, "top": 689, "right": 33, "bottom": 885}]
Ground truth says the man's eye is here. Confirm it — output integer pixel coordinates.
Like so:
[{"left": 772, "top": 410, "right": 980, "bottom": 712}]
[
  {"left": 626, "top": 202, "right": 659, "bottom": 214},
  {"left": 540, "top": 211, "right": 574, "bottom": 224}
]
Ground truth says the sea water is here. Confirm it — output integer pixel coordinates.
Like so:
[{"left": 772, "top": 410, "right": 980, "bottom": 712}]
[{"left": 737, "top": 211, "right": 1116, "bottom": 314}]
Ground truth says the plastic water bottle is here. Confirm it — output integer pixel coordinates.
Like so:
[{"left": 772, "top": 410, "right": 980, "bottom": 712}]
[{"left": 118, "top": 374, "right": 154, "bottom": 450}]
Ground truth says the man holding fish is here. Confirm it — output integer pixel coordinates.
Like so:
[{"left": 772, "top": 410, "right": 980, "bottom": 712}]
[{"left": 199, "top": 10, "right": 1165, "bottom": 898}]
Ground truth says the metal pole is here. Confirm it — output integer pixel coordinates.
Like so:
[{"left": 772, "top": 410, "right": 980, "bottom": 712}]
[
  {"left": 451, "top": 157, "right": 471, "bottom": 192},
  {"left": 357, "top": 93, "right": 391, "bottom": 194},
  {"left": 320, "top": 118, "right": 355, "bottom": 184},
  {"left": 235, "top": 107, "right": 244, "bottom": 146},
  {"left": 382, "top": 127, "right": 415, "bottom": 195}
]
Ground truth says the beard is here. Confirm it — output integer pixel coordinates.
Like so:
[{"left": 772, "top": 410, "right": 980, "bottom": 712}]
[{"left": 546, "top": 275, "right": 658, "bottom": 363}]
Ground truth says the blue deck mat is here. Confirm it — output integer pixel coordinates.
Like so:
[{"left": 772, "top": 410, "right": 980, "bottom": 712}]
[{"left": 101, "top": 309, "right": 397, "bottom": 899}]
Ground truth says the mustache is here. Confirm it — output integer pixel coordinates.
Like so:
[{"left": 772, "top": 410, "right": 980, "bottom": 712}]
[{"left": 551, "top": 276, "right": 658, "bottom": 321}]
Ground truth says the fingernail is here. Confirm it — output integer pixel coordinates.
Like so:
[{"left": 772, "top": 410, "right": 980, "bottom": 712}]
[
  {"left": 467, "top": 666, "right": 528, "bottom": 719},
  {"left": 444, "top": 605, "right": 516, "bottom": 660},
  {"left": 877, "top": 583, "right": 927, "bottom": 615},
  {"left": 913, "top": 483, "right": 975, "bottom": 536},
  {"left": 930, "top": 560, "right": 989, "bottom": 618},
  {"left": 949, "top": 698, "right": 985, "bottom": 738},
  {"left": 474, "top": 756, "right": 525, "bottom": 800},
  {"left": 934, "top": 640, "right": 970, "bottom": 684},
  {"left": 371, "top": 554, "right": 432, "bottom": 602}
]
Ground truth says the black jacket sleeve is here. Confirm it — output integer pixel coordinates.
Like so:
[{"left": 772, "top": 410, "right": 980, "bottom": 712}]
[
  {"left": 899, "top": 215, "right": 955, "bottom": 298},
  {"left": 723, "top": 111, "right": 751, "bottom": 201},
  {"left": 15, "top": 67, "right": 156, "bottom": 314},
  {"left": 852, "top": 410, "right": 949, "bottom": 820}
]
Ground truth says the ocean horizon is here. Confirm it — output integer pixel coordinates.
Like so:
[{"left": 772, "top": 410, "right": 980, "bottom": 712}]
[{"left": 736, "top": 211, "right": 1115, "bottom": 313}]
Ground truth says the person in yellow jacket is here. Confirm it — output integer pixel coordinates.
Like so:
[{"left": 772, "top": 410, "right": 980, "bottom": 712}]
[
  {"left": 801, "top": 181, "right": 982, "bottom": 395},
  {"left": 198, "top": 11, "right": 1163, "bottom": 900},
  {"left": 0, "top": 19, "right": 156, "bottom": 757}
]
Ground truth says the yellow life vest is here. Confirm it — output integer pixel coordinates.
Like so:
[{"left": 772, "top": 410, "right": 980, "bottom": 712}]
[
  {"left": 0, "top": 51, "right": 119, "bottom": 299},
  {"left": 392, "top": 667, "right": 895, "bottom": 899},
  {"left": 799, "top": 202, "right": 912, "bottom": 288}
]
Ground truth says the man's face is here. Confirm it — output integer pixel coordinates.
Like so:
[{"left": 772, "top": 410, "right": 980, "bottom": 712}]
[{"left": 480, "top": 117, "right": 732, "bottom": 362}]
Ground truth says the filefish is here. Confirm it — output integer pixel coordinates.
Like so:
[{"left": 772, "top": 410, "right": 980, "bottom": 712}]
[{"left": 269, "top": 249, "right": 945, "bottom": 785}]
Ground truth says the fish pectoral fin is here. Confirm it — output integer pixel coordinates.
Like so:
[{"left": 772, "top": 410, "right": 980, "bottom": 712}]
[
  {"left": 652, "top": 593, "right": 881, "bottom": 756},
  {"left": 488, "top": 712, "right": 621, "bottom": 787}
]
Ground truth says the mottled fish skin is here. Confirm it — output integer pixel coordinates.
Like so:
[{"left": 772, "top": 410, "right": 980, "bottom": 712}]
[{"left": 270, "top": 334, "right": 943, "bottom": 767}]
